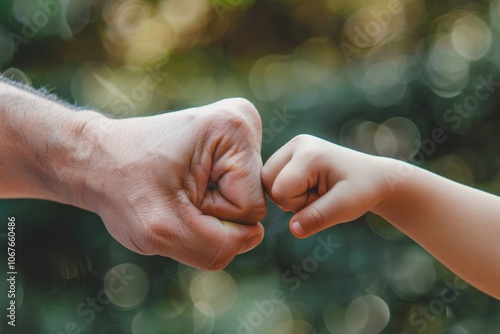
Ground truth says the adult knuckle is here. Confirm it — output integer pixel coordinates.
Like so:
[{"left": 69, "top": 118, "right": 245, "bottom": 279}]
[
  {"left": 225, "top": 97, "right": 258, "bottom": 117},
  {"left": 225, "top": 97, "right": 261, "bottom": 129},
  {"left": 229, "top": 97, "right": 257, "bottom": 113},
  {"left": 215, "top": 107, "right": 249, "bottom": 132}
]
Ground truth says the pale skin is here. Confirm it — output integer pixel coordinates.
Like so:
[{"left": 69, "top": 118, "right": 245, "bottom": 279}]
[
  {"left": 0, "top": 79, "right": 266, "bottom": 270},
  {"left": 262, "top": 134, "right": 500, "bottom": 300}
]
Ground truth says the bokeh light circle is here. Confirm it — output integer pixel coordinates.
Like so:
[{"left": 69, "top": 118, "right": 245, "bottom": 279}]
[
  {"left": 375, "top": 117, "right": 421, "bottom": 160},
  {"left": 345, "top": 295, "right": 390, "bottom": 334},
  {"left": 426, "top": 34, "right": 470, "bottom": 92},
  {"left": 1, "top": 67, "right": 32, "bottom": 85},
  {"left": 132, "top": 309, "right": 180, "bottom": 334},
  {"left": 390, "top": 248, "right": 437, "bottom": 299},
  {"left": 272, "top": 319, "right": 314, "bottom": 334},
  {"left": 189, "top": 270, "right": 238, "bottom": 317},
  {"left": 104, "top": 263, "right": 149, "bottom": 310},
  {"left": 71, "top": 61, "right": 116, "bottom": 109},
  {"left": 451, "top": 15, "right": 492, "bottom": 61}
]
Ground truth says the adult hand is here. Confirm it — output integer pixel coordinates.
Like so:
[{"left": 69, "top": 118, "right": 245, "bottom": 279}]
[
  {"left": 76, "top": 98, "right": 267, "bottom": 270},
  {"left": 0, "top": 80, "right": 266, "bottom": 270}
]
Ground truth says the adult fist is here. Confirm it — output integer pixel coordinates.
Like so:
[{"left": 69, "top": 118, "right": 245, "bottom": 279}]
[{"left": 79, "top": 98, "right": 267, "bottom": 270}]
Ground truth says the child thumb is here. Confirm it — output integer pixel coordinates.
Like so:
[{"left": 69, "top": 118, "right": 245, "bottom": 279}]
[{"left": 289, "top": 181, "right": 369, "bottom": 238}]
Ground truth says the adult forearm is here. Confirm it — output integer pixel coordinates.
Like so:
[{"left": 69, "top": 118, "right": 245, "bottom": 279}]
[
  {"left": 0, "top": 79, "right": 103, "bottom": 209},
  {"left": 377, "top": 160, "right": 500, "bottom": 299}
]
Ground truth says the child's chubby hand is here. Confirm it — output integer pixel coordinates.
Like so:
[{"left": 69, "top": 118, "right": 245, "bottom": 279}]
[{"left": 262, "top": 134, "right": 396, "bottom": 238}]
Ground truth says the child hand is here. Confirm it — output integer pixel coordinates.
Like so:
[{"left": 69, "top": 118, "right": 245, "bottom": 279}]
[
  {"left": 262, "top": 135, "right": 393, "bottom": 238},
  {"left": 264, "top": 135, "right": 500, "bottom": 299}
]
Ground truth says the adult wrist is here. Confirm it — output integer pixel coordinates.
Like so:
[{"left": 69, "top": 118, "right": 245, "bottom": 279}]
[
  {"left": 43, "top": 110, "right": 109, "bottom": 212},
  {"left": 0, "top": 81, "right": 108, "bottom": 207}
]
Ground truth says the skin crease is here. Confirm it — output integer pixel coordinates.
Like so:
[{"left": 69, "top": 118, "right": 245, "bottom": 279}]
[
  {"left": 263, "top": 135, "right": 500, "bottom": 300},
  {"left": 0, "top": 79, "right": 266, "bottom": 270}
]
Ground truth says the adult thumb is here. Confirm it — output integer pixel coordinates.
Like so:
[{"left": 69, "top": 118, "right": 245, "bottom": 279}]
[{"left": 172, "top": 214, "right": 265, "bottom": 271}]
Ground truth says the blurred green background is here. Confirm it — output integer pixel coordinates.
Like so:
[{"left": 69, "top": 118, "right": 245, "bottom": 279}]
[{"left": 1, "top": 0, "right": 500, "bottom": 333}]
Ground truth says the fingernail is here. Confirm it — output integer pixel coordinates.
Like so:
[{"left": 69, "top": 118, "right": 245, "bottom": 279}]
[
  {"left": 291, "top": 221, "right": 305, "bottom": 236},
  {"left": 238, "top": 234, "right": 263, "bottom": 254}
]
